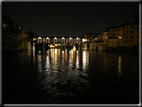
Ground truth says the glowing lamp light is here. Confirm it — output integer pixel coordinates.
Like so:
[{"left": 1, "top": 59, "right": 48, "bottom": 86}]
[
  {"left": 69, "top": 37, "right": 72, "bottom": 39},
  {"left": 46, "top": 37, "right": 49, "bottom": 39},
  {"left": 38, "top": 37, "right": 41, "bottom": 39},
  {"left": 39, "top": 51, "right": 41, "bottom": 53},
  {"left": 83, "top": 38, "right": 87, "bottom": 42},
  {"left": 119, "top": 37, "right": 122, "bottom": 39}
]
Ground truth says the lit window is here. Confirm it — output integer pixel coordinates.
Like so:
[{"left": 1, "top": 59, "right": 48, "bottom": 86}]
[{"left": 3, "top": 23, "right": 7, "bottom": 27}]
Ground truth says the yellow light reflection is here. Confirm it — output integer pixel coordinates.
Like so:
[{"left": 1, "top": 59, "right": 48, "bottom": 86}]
[
  {"left": 71, "top": 49, "right": 74, "bottom": 65},
  {"left": 62, "top": 50, "right": 65, "bottom": 65},
  {"left": 50, "top": 49, "right": 55, "bottom": 70},
  {"left": 65, "top": 49, "right": 68, "bottom": 63},
  {"left": 33, "top": 49, "right": 35, "bottom": 62},
  {"left": 82, "top": 50, "right": 89, "bottom": 70}
]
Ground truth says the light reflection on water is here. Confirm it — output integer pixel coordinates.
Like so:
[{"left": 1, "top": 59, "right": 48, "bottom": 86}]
[
  {"left": 4, "top": 49, "right": 139, "bottom": 104},
  {"left": 118, "top": 56, "right": 122, "bottom": 81}
]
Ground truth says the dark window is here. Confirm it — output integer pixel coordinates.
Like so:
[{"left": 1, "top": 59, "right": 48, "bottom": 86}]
[
  {"left": 132, "top": 30, "right": 134, "bottom": 33},
  {"left": 127, "top": 36, "right": 128, "bottom": 38},
  {"left": 127, "top": 31, "right": 128, "bottom": 34},
  {"left": 130, "top": 36, "right": 131, "bottom": 38}
]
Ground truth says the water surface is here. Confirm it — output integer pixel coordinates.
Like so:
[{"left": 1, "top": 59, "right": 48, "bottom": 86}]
[{"left": 3, "top": 49, "right": 139, "bottom": 104}]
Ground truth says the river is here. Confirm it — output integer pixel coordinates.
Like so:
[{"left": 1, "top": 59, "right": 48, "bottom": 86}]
[{"left": 3, "top": 49, "right": 139, "bottom": 104}]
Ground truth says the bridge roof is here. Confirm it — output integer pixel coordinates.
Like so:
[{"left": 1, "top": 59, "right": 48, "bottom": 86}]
[{"left": 35, "top": 36, "right": 83, "bottom": 39}]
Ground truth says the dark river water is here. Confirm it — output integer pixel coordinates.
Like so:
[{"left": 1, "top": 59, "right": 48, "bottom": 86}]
[{"left": 3, "top": 49, "right": 139, "bottom": 104}]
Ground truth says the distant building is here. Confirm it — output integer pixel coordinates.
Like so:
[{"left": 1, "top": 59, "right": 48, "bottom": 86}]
[
  {"left": 22, "top": 31, "right": 31, "bottom": 50},
  {"left": 2, "top": 13, "right": 23, "bottom": 52},
  {"left": 82, "top": 33, "right": 97, "bottom": 43},
  {"left": 107, "top": 23, "right": 139, "bottom": 49},
  {"left": 123, "top": 23, "right": 139, "bottom": 47},
  {"left": 97, "top": 33, "right": 103, "bottom": 41}
]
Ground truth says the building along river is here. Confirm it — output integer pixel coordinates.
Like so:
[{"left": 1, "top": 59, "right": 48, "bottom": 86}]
[{"left": 3, "top": 49, "right": 139, "bottom": 104}]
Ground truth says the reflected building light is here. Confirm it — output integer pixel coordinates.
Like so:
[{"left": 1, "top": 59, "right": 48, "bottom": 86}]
[
  {"left": 65, "top": 49, "right": 68, "bottom": 63},
  {"left": 33, "top": 49, "right": 35, "bottom": 62},
  {"left": 76, "top": 50, "right": 79, "bottom": 69},
  {"left": 55, "top": 49, "right": 58, "bottom": 63},
  {"left": 55, "top": 49, "right": 57, "bottom": 59},
  {"left": 62, "top": 50, "right": 64, "bottom": 64},
  {"left": 73, "top": 46, "right": 76, "bottom": 51},
  {"left": 45, "top": 52, "right": 50, "bottom": 71},
  {"left": 71, "top": 49, "right": 74, "bottom": 64},
  {"left": 87, "top": 51, "right": 89, "bottom": 68},
  {"left": 118, "top": 56, "right": 122, "bottom": 81},
  {"left": 82, "top": 51, "right": 87, "bottom": 70},
  {"left": 38, "top": 54, "right": 42, "bottom": 72}
]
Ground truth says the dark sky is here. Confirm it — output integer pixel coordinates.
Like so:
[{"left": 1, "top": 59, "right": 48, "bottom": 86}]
[{"left": 2, "top": 2, "right": 139, "bottom": 37}]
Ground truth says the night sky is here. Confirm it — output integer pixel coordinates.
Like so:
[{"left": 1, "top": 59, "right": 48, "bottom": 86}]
[{"left": 2, "top": 2, "right": 139, "bottom": 37}]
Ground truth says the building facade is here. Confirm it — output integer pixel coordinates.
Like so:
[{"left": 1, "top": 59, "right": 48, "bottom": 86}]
[{"left": 2, "top": 14, "right": 23, "bottom": 52}]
